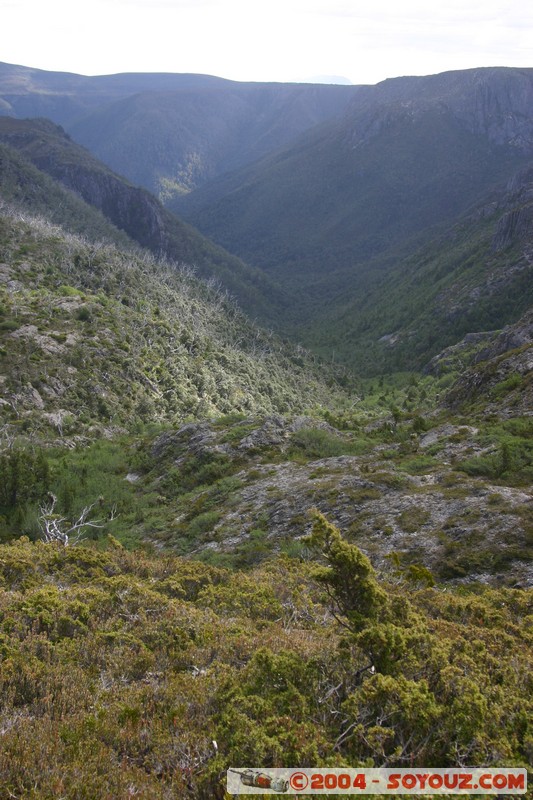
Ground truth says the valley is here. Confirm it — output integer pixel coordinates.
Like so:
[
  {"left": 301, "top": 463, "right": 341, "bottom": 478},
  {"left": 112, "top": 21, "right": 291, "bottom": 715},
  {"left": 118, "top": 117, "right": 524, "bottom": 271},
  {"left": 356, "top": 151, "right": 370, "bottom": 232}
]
[{"left": 0, "top": 61, "right": 531, "bottom": 799}]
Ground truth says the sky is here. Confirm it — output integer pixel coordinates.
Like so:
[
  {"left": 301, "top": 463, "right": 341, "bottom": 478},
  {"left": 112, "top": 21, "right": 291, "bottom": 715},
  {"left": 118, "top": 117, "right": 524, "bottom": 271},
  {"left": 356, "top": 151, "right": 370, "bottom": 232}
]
[{"left": 2, "top": 0, "right": 532, "bottom": 85}]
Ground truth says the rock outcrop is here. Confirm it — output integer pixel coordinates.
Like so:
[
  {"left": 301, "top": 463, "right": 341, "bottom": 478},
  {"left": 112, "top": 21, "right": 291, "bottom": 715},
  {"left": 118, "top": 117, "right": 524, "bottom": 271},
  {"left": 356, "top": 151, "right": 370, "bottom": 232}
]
[{"left": 444, "top": 308, "right": 533, "bottom": 414}]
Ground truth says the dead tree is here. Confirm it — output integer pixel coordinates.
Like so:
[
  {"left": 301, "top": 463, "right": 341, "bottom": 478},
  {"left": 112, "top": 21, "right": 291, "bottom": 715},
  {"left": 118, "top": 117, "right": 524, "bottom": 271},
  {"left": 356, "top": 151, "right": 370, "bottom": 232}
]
[{"left": 39, "top": 493, "right": 105, "bottom": 546}]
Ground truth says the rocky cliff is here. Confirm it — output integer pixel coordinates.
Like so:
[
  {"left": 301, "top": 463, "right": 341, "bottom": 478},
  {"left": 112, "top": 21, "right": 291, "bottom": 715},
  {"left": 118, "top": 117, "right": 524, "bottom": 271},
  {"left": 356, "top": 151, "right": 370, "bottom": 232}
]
[
  {"left": 444, "top": 308, "right": 533, "bottom": 415},
  {"left": 0, "top": 117, "right": 283, "bottom": 316}
]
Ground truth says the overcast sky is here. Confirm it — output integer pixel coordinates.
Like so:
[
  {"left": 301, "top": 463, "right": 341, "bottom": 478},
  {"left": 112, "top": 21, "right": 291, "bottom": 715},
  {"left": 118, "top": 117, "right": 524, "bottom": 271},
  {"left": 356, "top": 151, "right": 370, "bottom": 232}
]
[{"left": 2, "top": 0, "right": 532, "bottom": 85}]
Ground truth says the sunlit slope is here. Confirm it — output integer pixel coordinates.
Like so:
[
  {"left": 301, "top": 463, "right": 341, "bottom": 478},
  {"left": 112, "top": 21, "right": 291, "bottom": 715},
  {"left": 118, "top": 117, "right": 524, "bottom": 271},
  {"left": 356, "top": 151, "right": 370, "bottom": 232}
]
[{"left": 0, "top": 210, "right": 348, "bottom": 440}]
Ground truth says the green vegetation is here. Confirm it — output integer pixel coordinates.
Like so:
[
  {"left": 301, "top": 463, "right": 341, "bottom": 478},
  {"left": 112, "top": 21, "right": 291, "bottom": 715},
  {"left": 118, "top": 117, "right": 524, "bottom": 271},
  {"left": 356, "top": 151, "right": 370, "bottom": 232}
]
[
  {"left": 304, "top": 211, "right": 533, "bottom": 375},
  {"left": 3, "top": 68, "right": 533, "bottom": 376},
  {"left": 1, "top": 74, "right": 532, "bottom": 796},
  {"left": 458, "top": 417, "right": 533, "bottom": 486},
  {"left": 0, "top": 118, "right": 286, "bottom": 319},
  {"left": 0, "top": 522, "right": 530, "bottom": 798},
  {"left": 0, "top": 210, "right": 349, "bottom": 441},
  {"left": 0, "top": 142, "right": 134, "bottom": 248},
  {"left": 177, "top": 88, "right": 533, "bottom": 374},
  {"left": 289, "top": 427, "right": 371, "bottom": 459},
  {"left": 0, "top": 448, "right": 51, "bottom": 541}
]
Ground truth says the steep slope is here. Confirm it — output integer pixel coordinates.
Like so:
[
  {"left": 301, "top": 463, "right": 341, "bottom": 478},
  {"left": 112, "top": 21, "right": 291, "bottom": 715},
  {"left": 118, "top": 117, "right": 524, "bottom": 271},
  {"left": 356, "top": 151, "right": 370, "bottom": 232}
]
[
  {"left": 0, "top": 208, "right": 347, "bottom": 443},
  {"left": 0, "top": 171, "right": 530, "bottom": 590},
  {"left": 68, "top": 83, "right": 359, "bottom": 199},
  {"left": 0, "top": 117, "right": 284, "bottom": 317},
  {"left": 5, "top": 64, "right": 533, "bottom": 375},
  {"left": 302, "top": 165, "right": 533, "bottom": 373},
  {"left": 443, "top": 307, "right": 533, "bottom": 417},
  {"left": 176, "top": 68, "right": 533, "bottom": 279},
  {"left": 1, "top": 204, "right": 530, "bottom": 583},
  {"left": 0, "top": 142, "right": 133, "bottom": 248},
  {"left": 0, "top": 61, "right": 359, "bottom": 198},
  {"left": 102, "top": 65, "right": 533, "bottom": 376},
  {"left": 1, "top": 199, "right": 530, "bottom": 583}
]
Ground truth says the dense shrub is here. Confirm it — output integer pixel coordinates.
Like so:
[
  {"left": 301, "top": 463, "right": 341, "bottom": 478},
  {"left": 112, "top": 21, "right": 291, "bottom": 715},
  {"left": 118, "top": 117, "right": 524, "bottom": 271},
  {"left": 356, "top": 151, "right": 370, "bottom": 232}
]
[{"left": 0, "top": 532, "right": 530, "bottom": 798}]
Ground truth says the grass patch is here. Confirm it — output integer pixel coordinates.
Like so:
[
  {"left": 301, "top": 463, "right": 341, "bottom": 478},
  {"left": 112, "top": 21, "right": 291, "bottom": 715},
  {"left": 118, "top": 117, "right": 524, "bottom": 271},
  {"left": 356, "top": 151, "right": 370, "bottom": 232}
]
[
  {"left": 401, "top": 455, "right": 438, "bottom": 475},
  {"left": 289, "top": 427, "right": 370, "bottom": 460},
  {"left": 398, "top": 507, "right": 431, "bottom": 533}
]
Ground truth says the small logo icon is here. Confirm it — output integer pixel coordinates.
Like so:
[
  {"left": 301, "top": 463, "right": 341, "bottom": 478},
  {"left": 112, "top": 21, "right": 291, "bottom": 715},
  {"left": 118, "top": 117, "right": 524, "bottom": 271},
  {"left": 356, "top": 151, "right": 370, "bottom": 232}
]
[
  {"left": 229, "top": 769, "right": 289, "bottom": 793},
  {"left": 290, "top": 771, "right": 309, "bottom": 791}
]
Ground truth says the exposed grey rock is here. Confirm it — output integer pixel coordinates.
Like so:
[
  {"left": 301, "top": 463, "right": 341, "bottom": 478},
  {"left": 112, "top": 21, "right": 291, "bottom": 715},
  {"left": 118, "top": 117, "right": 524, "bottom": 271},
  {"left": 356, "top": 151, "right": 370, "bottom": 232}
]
[
  {"left": 205, "top": 445, "right": 532, "bottom": 586},
  {"left": 151, "top": 422, "right": 226, "bottom": 462},
  {"left": 424, "top": 332, "right": 496, "bottom": 376},
  {"left": 445, "top": 308, "right": 533, "bottom": 415},
  {"left": 0, "top": 263, "right": 13, "bottom": 282},
  {"left": 26, "top": 386, "right": 44, "bottom": 410},
  {"left": 492, "top": 205, "right": 533, "bottom": 251},
  {"left": 473, "top": 308, "right": 533, "bottom": 363},
  {"left": 236, "top": 415, "right": 335, "bottom": 451},
  {"left": 9, "top": 324, "right": 66, "bottom": 355},
  {"left": 153, "top": 416, "right": 531, "bottom": 587}
]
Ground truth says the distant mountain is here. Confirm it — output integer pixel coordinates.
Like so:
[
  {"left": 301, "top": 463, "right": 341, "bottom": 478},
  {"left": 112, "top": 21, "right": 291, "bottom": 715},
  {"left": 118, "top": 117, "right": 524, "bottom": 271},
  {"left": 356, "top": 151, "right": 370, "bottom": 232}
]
[
  {"left": 0, "top": 117, "right": 284, "bottom": 317},
  {"left": 0, "top": 61, "right": 236, "bottom": 125},
  {"left": 0, "top": 61, "right": 359, "bottom": 199},
  {"left": 3, "top": 63, "right": 533, "bottom": 375},
  {"left": 175, "top": 68, "right": 533, "bottom": 271},
  {"left": 68, "top": 83, "right": 359, "bottom": 201},
  {"left": 172, "top": 67, "right": 533, "bottom": 368}
]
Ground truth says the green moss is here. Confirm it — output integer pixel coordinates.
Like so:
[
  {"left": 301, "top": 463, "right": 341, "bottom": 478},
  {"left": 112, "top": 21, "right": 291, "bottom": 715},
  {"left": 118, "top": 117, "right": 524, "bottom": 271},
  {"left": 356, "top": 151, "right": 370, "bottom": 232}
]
[{"left": 397, "top": 507, "right": 431, "bottom": 533}]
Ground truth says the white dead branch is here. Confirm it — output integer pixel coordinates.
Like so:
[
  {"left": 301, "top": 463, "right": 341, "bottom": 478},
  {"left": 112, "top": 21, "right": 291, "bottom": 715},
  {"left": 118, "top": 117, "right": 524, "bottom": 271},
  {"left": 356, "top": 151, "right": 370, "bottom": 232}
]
[{"left": 39, "top": 493, "right": 105, "bottom": 546}]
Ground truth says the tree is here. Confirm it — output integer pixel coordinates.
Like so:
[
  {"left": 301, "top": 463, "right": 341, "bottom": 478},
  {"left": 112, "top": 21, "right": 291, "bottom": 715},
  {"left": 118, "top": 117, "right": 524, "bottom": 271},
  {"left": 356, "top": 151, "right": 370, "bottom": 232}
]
[
  {"left": 305, "top": 509, "right": 388, "bottom": 632},
  {"left": 39, "top": 493, "right": 105, "bottom": 546},
  {"left": 0, "top": 448, "right": 50, "bottom": 514}
]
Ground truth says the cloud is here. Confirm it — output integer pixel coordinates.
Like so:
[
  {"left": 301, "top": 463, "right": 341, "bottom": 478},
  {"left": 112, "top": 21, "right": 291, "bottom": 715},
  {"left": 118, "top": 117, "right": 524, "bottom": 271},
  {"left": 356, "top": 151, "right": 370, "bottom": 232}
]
[
  {"left": 1, "top": 0, "right": 532, "bottom": 84},
  {"left": 87, "top": 0, "right": 215, "bottom": 5}
]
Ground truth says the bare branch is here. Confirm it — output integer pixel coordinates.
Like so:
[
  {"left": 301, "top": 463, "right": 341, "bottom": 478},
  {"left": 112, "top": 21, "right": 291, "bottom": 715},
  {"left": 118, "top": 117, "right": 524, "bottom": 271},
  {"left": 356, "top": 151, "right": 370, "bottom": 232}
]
[{"left": 39, "top": 494, "right": 105, "bottom": 546}]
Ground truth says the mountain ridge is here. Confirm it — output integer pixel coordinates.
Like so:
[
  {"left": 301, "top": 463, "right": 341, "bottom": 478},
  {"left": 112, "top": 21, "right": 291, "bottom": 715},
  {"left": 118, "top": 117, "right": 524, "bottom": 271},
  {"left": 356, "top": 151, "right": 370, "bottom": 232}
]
[
  {"left": 169, "top": 66, "right": 533, "bottom": 371},
  {"left": 2, "top": 63, "right": 533, "bottom": 375},
  {"left": 0, "top": 62, "right": 531, "bottom": 800},
  {"left": 175, "top": 66, "right": 533, "bottom": 256},
  {"left": 0, "top": 60, "right": 360, "bottom": 198},
  {"left": 0, "top": 116, "right": 285, "bottom": 318}
]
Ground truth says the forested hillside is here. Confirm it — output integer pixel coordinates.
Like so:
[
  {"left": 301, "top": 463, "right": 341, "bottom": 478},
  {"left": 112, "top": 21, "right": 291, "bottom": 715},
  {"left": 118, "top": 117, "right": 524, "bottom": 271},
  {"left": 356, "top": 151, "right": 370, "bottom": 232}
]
[
  {"left": 0, "top": 118, "right": 284, "bottom": 318},
  {"left": 3, "top": 65, "right": 533, "bottom": 373},
  {"left": 172, "top": 67, "right": 533, "bottom": 370},
  {"left": 0, "top": 208, "right": 344, "bottom": 444},
  {"left": 301, "top": 166, "right": 533, "bottom": 373},
  {"left": 0, "top": 61, "right": 532, "bottom": 800},
  {"left": 0, "top": 60, "right": 358, "bottom": 198}
]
